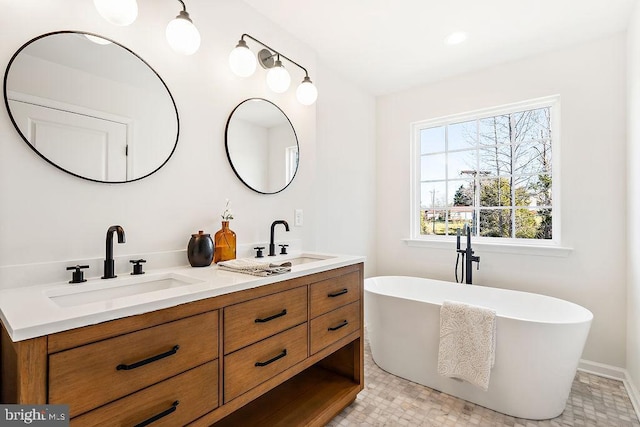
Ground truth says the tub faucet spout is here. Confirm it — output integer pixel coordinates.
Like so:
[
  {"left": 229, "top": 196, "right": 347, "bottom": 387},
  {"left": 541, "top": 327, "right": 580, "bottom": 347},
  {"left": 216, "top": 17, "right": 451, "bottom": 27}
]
[
  {"left": 269, "top": 220, "right": 289, "bottom": 256},
  {"left": 456, "top": 225, "right": 480, "bottom": 284},
  {"left": 103, "top": 225, "right": 126, "bottom": 279}
]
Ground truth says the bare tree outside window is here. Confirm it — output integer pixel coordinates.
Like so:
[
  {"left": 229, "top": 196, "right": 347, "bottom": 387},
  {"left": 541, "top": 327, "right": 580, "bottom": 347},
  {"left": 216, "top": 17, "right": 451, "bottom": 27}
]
[{"left": 418, "top": 104, "right": 553, "bottom": 240}]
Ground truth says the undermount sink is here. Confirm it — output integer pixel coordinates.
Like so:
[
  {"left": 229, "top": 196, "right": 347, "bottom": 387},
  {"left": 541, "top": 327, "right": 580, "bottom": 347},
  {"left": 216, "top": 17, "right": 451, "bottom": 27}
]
[
  {"left": 286, "top": 255, "right": 335, "bottom": 266},
  {"left": 46, "top": 272, "right": 204, "bottom": 308}
]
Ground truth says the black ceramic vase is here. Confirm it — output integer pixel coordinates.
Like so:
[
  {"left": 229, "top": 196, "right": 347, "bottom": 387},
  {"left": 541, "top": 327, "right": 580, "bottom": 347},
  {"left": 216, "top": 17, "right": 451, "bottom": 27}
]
[{"left": 187, "top": 230, "right": 214, "bottom": 267}]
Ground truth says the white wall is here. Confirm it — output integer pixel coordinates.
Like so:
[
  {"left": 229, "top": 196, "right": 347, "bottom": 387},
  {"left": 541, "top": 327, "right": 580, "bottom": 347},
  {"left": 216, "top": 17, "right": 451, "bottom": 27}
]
[
  {"left": 627, "top": 0, "right": 640, "bottom": 400},
  {"left": 315, "top": 64, "right": 377, "bottom": 277},
  {"left": 377, "top": 35, "right": 627, "bottom": 367},
  {"left": 227, "top": 119, "right": 268, "bottom": 190},
  {"left": 0, "top": 1, "right": 375, "bottom": 285}
]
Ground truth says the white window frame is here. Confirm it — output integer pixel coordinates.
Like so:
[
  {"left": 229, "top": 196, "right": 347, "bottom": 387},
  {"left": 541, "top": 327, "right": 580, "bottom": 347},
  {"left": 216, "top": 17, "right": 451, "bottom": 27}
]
[
  {"left": 407, "top": 95, "right": 571, "bottom": 256},
  {"left": 285, "top": 145, "right": 299, "bottom": 183}
]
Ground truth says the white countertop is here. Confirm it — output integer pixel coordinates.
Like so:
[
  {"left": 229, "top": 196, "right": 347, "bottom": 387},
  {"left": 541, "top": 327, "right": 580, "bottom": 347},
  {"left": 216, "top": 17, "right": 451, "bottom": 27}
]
[{"left": 0, "top": 252, "right": 364, "bottom": 342}]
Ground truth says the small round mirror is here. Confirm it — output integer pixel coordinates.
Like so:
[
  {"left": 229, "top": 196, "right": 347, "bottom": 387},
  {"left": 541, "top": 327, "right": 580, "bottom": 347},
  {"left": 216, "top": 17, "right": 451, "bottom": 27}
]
[
  {"left": 3, "top": 31, "right": 179, "bottom": 183},
  {"left": 225, "top": 98, "right": 299, "bottom": 194}
]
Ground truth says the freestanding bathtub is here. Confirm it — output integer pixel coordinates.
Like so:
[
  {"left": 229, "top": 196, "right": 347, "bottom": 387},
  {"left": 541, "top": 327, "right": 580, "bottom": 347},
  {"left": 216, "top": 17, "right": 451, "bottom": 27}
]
[{"left": 364, "top": 276, "right": 593, "bottom": 420}]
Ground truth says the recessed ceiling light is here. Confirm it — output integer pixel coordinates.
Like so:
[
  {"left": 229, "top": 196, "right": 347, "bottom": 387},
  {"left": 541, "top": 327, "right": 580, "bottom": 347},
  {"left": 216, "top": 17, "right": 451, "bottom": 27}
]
[{"left": 446, "top": 32, "right": 467, "bottom": 45}]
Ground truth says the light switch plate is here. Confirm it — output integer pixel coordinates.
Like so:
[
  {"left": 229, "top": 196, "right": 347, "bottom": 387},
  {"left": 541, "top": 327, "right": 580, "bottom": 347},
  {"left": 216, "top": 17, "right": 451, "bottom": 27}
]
[{"left": 294, "top": 209, "right": 303, "bottom": 226}]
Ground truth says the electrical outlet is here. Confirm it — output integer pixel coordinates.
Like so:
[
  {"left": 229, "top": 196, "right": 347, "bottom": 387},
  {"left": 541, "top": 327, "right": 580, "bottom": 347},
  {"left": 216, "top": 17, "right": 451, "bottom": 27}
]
[{"left": 294, "top": 209, "right": 303, "bottom": 226}]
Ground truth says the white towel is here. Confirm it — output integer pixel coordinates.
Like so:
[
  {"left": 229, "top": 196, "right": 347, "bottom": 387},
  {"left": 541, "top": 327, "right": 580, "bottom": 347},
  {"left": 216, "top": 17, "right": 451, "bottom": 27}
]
[
  {"left": 217, "top": 258, "right": 292, "bottom": 277},
  {"left": 437, "top": 300, "right": 496, "bottom": 391}
]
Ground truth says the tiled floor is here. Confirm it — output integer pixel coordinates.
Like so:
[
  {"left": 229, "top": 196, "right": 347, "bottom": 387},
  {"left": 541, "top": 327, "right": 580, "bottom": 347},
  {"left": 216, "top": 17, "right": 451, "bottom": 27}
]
[{"left": 327, "top": 336, "right": 640, "bottom": 427}]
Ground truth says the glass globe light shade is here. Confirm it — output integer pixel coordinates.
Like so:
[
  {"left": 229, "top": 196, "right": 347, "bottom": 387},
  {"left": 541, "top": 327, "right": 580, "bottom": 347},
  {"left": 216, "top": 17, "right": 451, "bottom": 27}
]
[
  {"left": 229, "top": 41, "right": 256, "bottom": 77},
  {"left": 266, "top": 60, "right": 291, "bottom": 93},
  {"left": 166, "top": 12, "right": 201, "bottom": 55},
  {"left": 93, "top": 0, "right": 138, "bottom": 26},
  {"left": 296, "top": 77, "right": 318, "bottom": 105}
]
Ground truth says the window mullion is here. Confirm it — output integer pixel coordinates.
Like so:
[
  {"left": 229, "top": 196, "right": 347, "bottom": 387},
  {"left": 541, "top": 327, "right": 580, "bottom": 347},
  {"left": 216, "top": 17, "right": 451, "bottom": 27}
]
[
  {"left": 444, "top": 125, "right": 449, "bottom": 235},
  {"left": 510, "top": 114, "right": 516, "bottom": 238},
  {"left": 474, "top": 119, "right": 480, "bottom": 236}
]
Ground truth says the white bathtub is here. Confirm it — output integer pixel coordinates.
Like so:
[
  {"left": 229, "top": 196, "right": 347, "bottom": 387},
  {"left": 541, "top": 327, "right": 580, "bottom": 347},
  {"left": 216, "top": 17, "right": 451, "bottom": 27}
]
[{"left": 364, "top": 276, "right": 593, "bottom": 420}]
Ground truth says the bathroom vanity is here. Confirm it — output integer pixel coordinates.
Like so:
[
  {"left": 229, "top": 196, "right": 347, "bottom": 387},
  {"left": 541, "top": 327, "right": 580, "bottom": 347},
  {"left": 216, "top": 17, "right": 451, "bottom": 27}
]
[{"left": 0, "top": 256, "right": 364, "bottom": 426}]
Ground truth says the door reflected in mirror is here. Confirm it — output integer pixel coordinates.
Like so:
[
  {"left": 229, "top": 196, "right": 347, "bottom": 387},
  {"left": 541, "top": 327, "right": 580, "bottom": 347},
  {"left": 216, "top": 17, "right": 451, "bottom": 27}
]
[
  {"left": 225, "top": 98, "right": 299, "bottom": 194},
  {"left": 3, "top": 31, "right": 179, "bottom": 183}
]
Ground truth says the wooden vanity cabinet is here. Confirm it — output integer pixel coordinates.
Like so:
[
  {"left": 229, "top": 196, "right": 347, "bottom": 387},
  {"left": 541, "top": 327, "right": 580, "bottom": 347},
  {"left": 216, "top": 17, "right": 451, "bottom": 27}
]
[
  {"left": 49, "top": 310, "right": 219, "bottom": 418},
  {"left": 0, "top": 263, "right": 364, "bottom": 427}
]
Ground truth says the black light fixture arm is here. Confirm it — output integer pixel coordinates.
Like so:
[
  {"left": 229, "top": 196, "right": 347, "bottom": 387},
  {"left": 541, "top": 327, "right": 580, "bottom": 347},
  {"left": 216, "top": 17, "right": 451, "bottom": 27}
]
[
  {"left": 174, "top": 0, "right": 194, "bottom": 23},
  {"left": 241, "top": 33, "right": 310, "bottom": 78}
]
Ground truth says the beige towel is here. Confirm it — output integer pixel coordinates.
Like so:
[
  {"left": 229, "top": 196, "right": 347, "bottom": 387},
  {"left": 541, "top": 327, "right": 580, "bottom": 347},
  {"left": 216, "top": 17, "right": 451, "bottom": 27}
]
[
  {"left": 217, "top": 258, "right": 292, "bottom": 277},
  {"left": 437, "top": 300, "right": 496, "bottom": 391}
]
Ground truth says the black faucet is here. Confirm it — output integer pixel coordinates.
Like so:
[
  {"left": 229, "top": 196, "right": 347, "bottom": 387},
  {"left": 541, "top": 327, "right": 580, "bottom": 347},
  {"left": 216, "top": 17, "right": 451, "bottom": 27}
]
[
  {"left": 269, "top": 220, "right": 290, "bottom": 256},
  {"left": 456, "top": 225, "right": 480, "bottom": 284},
  {"left": 102, "top": 225, "right": 126, "bottom": 279}
]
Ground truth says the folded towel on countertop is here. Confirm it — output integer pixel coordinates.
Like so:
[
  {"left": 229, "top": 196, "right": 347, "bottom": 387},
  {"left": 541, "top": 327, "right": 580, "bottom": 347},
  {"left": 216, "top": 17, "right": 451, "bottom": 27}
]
[
  {"left": 217, "top": 258, "right": 292, "bottom": 277},
  {"left": 437, "top": 300, "right": 496, "bottom": 391}
]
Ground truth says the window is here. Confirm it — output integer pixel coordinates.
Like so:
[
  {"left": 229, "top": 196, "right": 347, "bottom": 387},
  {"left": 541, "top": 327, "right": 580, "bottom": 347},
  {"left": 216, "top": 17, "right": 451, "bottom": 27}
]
[
  {"left": 411, "top": 97, "right": 558, "bottom": 243},
  {"left": 285, "top": 145, "right": 298, "bottom": 183}
]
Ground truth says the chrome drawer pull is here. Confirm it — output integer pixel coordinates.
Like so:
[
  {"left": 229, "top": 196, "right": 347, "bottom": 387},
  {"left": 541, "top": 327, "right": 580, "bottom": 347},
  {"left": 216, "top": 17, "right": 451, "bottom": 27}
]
[
  {"left": 328, "top": 320, "right": 348, "bottom": 331},
  {"left": 328, "top": 289, "right": 348, "bottom": 298},
  {"left": 255, "top": 349, "right": 287, "bottom": 367},
  {"left": 116, "top": 345, "right": 180, "bottom": 371},
  {"left": 255, "top": 309, "right": 287, "bottom": 323},
  {"left": 134, "top": 400, "right": 179, "bottom": 427}
]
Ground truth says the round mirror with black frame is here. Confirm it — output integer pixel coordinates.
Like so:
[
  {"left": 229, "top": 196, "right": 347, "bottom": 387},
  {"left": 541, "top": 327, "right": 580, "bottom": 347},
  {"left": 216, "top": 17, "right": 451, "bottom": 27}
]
[
  {"left": 225, "top": 98, "right": 299, "bottom": 194},
  {"left": 3, "top": 31, "right": 179, "bottom": 183}
]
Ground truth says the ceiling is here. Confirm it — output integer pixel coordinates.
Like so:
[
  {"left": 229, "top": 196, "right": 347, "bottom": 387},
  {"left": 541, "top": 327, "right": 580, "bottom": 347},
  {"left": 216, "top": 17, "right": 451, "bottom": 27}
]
[{"left": 242, "top": 0, "right": 637, "bottom": 95}]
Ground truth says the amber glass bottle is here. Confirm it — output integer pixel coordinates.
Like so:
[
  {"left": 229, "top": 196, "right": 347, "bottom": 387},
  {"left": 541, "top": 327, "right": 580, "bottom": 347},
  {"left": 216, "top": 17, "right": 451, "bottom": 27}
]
[{"left": 213, "top": 221, "right": 236, "bottom": 263}]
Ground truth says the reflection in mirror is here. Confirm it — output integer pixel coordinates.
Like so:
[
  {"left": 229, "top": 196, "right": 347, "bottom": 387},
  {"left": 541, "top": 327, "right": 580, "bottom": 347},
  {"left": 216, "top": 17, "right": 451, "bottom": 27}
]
[
  {"left": 3, "top": 31, "right": 179, "bottom": 183},
  {"left": 225, "top": 98, "right": 299, "bottom": 194}
]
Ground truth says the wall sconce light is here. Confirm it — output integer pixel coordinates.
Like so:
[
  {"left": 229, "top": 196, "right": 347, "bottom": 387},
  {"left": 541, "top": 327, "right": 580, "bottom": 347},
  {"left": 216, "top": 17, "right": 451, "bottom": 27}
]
[
  {"left": 93, "top": 0, "right": 201, "bottom": 55},
  {"left": 165, "top": 1, "right": 201, "bottom": 55},
  {"left": 229, "top": 34, "right": 318, "bottom": 105}
]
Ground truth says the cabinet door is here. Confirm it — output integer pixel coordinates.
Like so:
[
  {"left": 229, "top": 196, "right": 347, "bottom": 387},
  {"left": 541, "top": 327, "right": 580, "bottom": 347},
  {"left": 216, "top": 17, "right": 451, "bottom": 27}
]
[
  {"left": 224, "top": 323, "right": 308, "bottom": 403},
  {"left": 224, "top": 286, "right": 307, "bottom": 354},
  {"left": 71, "top": 361, "right": 218, "bottom": 426},
  {"left": 49, "top": 311, "right": 218, "bottom": 417},
  {"left": 310, "top": 301, "right": 360, "bottom": 355},
  {"left": 309, "top": 270, "right": 360, "bottom": 318}
]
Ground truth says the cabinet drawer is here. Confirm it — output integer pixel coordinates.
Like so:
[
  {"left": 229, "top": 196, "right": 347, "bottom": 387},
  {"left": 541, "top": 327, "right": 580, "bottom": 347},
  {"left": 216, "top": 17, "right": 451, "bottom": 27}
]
[
  {"left": 224, "top": 286, "right": 307, "bottom": 354},
  {"left": 49, "top": 310, "right": 218, "bottom": 417},
  {"left": 310, "top": 301, "right": 360, "bottom": 355},
  {"left": 309, "top": 271, "right": 360, "bottom": 318},
  {"left": 224, "top": 323, "right": 307, "bottom": 403},
  {"left": 71, "top": 360, "right": 218, "bottom": 426}
]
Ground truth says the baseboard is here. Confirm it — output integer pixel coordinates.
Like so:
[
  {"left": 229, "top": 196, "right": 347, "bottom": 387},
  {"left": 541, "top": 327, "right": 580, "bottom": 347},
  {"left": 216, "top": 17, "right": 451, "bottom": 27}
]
[
  {"left": 579, "top": 359, "right": 640, "bottom": 420},
  {"left": 578, "top": 359, "right": 626, "bottom": 380},
  {"left": 626, "top": 372, "right": 640, "bottom": 423}
]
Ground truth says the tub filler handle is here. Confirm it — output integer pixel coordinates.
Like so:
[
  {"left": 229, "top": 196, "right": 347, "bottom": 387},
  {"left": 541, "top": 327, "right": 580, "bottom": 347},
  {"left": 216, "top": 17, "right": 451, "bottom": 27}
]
[{"left": 328, "top": 320, "right": 349, "bottom": 331}]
